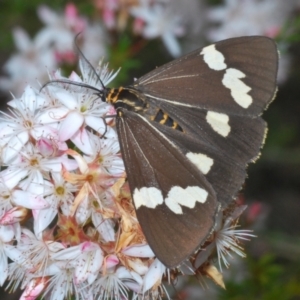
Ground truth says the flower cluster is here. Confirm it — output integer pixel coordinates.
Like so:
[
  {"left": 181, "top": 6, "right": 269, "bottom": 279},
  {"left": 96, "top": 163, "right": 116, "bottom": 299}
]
[
  {"left": 0, "top": 1, "right": 206, "bottom": 96},
  {"left": 2, "top": 0, "right": 300, "bottom": 95},
  {"left": 0, "top": 4, "right": 106, "bottom": 95},
  {"left": 0, "top": 56, "right": 254, "bottom": 299}
]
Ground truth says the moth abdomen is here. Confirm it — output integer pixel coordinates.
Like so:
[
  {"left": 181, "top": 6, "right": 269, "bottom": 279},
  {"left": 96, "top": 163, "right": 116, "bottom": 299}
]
[{"left": 151, "top": 108, "right": 184, "bottom": 132}]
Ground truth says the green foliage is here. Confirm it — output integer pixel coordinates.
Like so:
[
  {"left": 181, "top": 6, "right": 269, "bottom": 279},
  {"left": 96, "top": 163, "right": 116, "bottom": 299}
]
[
  {"left": 219, "top": 254, "right": 300, "bottom": 300},
  {"left": 207, "top": 0, "right": 224, "bottom": 6},
  {"left": 108, "top": 33, "right": 141, "bottom": 86},
  {"left": 277, "top": 15, "right": 300, "bottom": 44}
]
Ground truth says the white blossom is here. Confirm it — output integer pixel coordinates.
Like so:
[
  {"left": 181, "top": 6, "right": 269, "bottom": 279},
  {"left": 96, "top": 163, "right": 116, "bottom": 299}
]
[
  {"left": 206, "top": 0, "right": 295, "bottom": 41},
  {"left": 0, "top": 224, "right": 16, "bottom": 285},
  {"left": 130, "top": 0, "right": 184, "bottom": 57},
  {"left": 0, "top": 86, "right": 61, "bottom": 163},
  {"left": 0, "top": 28, "right": 56, "bottom": 94},
  {"left": 84, "top": 132, "right": 124, "bottom": 175},
  {"left": 93, "top": 266, "right": 140, "bottom": 300}
]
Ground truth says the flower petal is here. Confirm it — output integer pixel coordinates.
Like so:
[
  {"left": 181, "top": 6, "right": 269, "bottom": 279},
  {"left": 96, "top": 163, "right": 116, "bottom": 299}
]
[
  {"left": 0, "top": 250, "right": 8, "bottom": 285},
  {"left": 13, "top": 190, "right": 49, "bottom": 209},
  {"left": 143, "top": 259, "right": 165, "bottom": 293},
  {"left": 71, "top": 127, "right": 93, "bottom": 155},
  {"left": 85, "top": 115, "right": 106, "bottom": 134},
  {"left": 122, "top": 244, "right": 155, "bottom": 258},
  {"left": 3, "top": 131, "right": 29, "bottom": 163},
  {"left": 59, "top": 111, "right": 84, "bottom": 141},
  {"left": 55, "top": 91, "right": 78, "bottom": 109}
]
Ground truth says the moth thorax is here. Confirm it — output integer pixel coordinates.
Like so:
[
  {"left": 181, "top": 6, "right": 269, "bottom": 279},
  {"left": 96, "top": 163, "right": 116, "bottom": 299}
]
[{"left": 107, "top": 87, "right": 148, "bottom": 113}]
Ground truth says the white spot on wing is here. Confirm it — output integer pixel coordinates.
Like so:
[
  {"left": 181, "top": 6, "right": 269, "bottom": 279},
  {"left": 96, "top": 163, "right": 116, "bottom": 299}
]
[
  {"left": 222, "top": 68, "right": 253, "bottom": 108},
  {"left": 164, "top": 197, "right": 182, "bottom": 214},
  {"left": 133, "top": 187, "right": 163, "bottom": 209},
  {"left": 165, "top": 186, "right": 208, "bottom": 214},
  {"left": 134, "top": 186, "right": 208, "bottom": 214},
  {"left": 200, "top": 44, "right": 227, "bottom": 71},
  {"left": 206, "top": 111, "right": 231, "bottom": 137},
  {"left": 186, "top": 152, "right": 214, "bottom": 174}
]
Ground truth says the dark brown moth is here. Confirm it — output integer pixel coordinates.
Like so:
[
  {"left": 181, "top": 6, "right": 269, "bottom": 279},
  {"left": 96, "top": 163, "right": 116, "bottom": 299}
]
[{"left": 46, "top": 36, "right": 278, "bottom": 268}]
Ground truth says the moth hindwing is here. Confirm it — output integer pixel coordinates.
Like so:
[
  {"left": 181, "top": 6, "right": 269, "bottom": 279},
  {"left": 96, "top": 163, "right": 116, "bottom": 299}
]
[{"left": 110, "top": 36, "right": 278, "bottom": 268}]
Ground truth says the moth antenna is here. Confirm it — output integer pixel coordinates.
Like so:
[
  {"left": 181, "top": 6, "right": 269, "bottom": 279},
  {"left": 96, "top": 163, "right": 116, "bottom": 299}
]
[
  {"left": 99, "top": 117, "right": 108, "bottom": 139},
  {"left": 40, "top": 33, "right": 108, "bottom": 103},
  {"left": 99, "top": 114, "right": 117, "bottom": 139},
  {"left": 40, "top": 79, "right": 105, "bottom": 98},
  {"left": 74, "top": 32, "right": 105, "bottom": 91}
]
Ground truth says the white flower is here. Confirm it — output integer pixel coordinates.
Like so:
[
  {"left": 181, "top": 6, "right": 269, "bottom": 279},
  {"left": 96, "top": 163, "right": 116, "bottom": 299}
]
[
  {"left": 93, "top": 266, "right": 141, "bottom": 300},
  {"left": 6, "top": 262, "right": 32, "bottom": 292},
  {"left": 122, "top": 244, "right": 155, "bottom": 276},
  {"left": 55, "top": 91, "right": 108, "bottom": 141},
  {"left": 0, "top": 179, "right": 18, "bottom": 212},
  {"left": 80, "top": 24, "right": 108, "bottom": 65},
  {"left": 130, "top": 0, "right": 184, "bottom": 57},
  {"left": 206, "top": 0, "right": 294, "bottom": 41},
  {"left": 35, "top": 4, "right": 86, "bottom": 62},
  {"left": 215, "top": 219, "right": 254, "bottom": 272},
  {"left": 32, "top": 242, "right": 104, "bottom": 299},
  {"left": 0, "top": 28, "right": 57, "bottom": 94},
  {"left": 142, "top": 258, "right": 166, "bottom": 293},
  {"left": 0, "top": 86, "right": 61, "bottom": 163},
  {"left": 0, "top": 4, "right": 108, "bottom": 95},
  {"left": 36, "top": 4, "right": 107, "bottom": 66},
  {"left": 44, "top": 172, "right": 77, "bottom": 214},
  {"left": 91, "top": 209, "right": 116, "bottom": 242},
  {"left": 97, "top": 0, "right": 119, "bottom": 29},
  {"left": 19, "top": 277, "right": 47, "bottom": 300},
  {"left": 42, "top": 261, "right": 85, "bottom": 300},
  {"left": 84, "top": 132, "right": 124, "bottom": 176},
  {"left": 213, "top": 207, "right": 255, "bottom": 272},
  {"left": 206, "top": 0, "right": 296, "bottom": 83},
  {"left": 78, "top": 57, "right": 120, "bottom": 91},
  {"left": 50, "top": 58, "right": 119, "bottom": 143},
  {"left": 0, "top": 221, "right": 22, "bottom": 285},
  {"left": 193, "top": 206, "right": 255, "bottom": 273},
  {"left": 1, "top": 142, "right": 76, "bottom": 195},
  {"left": 0, "top": 176, "right": 48, "bottom": 211},
  {"left": 51, "top": 241, "right": 104, "bottom": 285},
  {"left": 34, "top": 173, "right": 78, "bottom": 234},
  {"left": 53, "top": 91, "right": 111, "bottom": 143},
  {"left": 63, "top": 149, "right": 116, "bottom": 218},
  {"left": 6, "top": 229, "right": 64, "bottom": 275},
  {"left": 122, "top": 244, "right": 155, "bottom": 258}
]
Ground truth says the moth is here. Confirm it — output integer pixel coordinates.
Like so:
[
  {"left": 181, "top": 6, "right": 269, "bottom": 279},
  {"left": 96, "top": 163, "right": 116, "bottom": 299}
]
[{"left": 49, "top": 36, "right": 278, "bottom": 268}]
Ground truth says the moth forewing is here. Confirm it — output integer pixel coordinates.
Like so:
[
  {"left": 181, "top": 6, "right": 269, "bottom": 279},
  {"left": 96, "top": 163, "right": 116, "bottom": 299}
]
[
  {"left": 134, "top": 36, "right": 278, "bottom": 117},
  {"left": 116, "top": 109, "right": 219, "bottom": 268}
]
